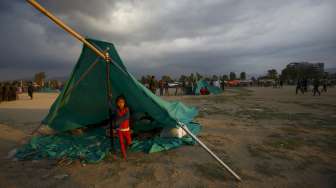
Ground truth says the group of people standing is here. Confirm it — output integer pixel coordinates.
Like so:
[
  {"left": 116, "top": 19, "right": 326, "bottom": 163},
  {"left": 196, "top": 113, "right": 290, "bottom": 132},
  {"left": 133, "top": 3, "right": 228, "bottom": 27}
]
[
  {"left": 0, "top": 82, "right": 20, "bottom": 103},
  {"left": 0, "top": 82, "right": 35, "bottom": 103},
  {"left": 145, "top": 76, "right": 174, "bottom": 96},
  {"left": 158, "top": 79, "right": 170, "bottom": 96},
  {"left": 147, "top": 77, "right": 199, "bottom": 96},
  {"left": 144, "top": 76, "right": 226, "bottom": 96},
  {"left": 296, "top": 79, "right": 328, "bottom": 96}
]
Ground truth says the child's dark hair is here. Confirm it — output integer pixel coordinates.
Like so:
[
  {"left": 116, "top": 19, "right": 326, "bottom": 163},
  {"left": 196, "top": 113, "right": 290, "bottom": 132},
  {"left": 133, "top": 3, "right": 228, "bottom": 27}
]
[{"left": 115, "top": 95, "right": 127, "bottom": 106}]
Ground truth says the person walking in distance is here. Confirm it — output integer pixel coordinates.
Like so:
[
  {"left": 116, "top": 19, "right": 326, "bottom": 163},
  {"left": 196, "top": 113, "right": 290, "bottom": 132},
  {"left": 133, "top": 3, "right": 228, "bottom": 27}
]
[
  {"left": 159, "top": 80, "right": 164, "bottom": 96},
  {"left": 28, "top": 83, "right": 34, "bottom": 100},
  {"left": 149, "top": 76, "right": 156, "bottom": 94},
  {"left": 164, "top": 81, "right": 169, "bottom": 96},
  {"left": 296, "top": 79, "right": 304, "bottom": 95},
  {"left": 312, "top": 79, "right": 321, "bottom": 96},
  {"left": 321, "top": 79, "right": 328, "bottom": 93}
]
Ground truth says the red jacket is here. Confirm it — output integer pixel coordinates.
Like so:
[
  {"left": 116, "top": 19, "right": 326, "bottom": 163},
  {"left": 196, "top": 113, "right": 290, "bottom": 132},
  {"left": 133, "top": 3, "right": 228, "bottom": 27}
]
[{"left": 116, "top": 107, "right": 130, "bottom": 130}]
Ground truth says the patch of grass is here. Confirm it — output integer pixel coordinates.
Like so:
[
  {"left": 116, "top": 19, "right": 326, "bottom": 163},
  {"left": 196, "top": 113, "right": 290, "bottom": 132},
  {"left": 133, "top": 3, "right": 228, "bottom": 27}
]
[
  {"left": 234, "top": 107, "right": 276, "bottom": 120},
  {"left": 194, "top": 162, "right": 230, "bottom": 181},
  {"left": 129, "top": 166, "right": 157, "bottom": 182},
  {"left": 280, "top": 126, "right": 308, "bottom": 134},
  {"left": 234, "top": 107, "right": 336, "bottom": 130},
  {"left": 288, "top": 116, "right": 336, "bottom": 130},
  {"left": 280, "top": 100, "right": 336, "bottom": 110},
  {"left": 311, "top": 118, "right": 336, "bottom": 128},
  {"left": 283, "top": 113, "right": 312, "bottom": 121},
  {"left": 247, "top": 144, "right": 291, "bottom": 161},
  {"left": 294, "top": 155, "right": 322, "bottom": 171},
  {"left": 247, "top": 136, "right": 299, "bottom": 161},
  {"left": 232, "top": 88, "right": 253, "bottom": 97},
  {"left": 254, "top": 161, "right": 285, "bottom": 177},
  {"left": 197, "top": 105, "right": 232, "bottom": 117},
  {"left": 265, "top": 133, "right": 304, "bottom": 150},
  {"left": 320, "top": 168, "right": 336, "bottom": 188},
  {"left": 306, "top": 135, "right": 336, "bottom": 151},
  {"left": 267, "top": 138, "right": 303, "bottom": 150},
  {"left": 247, "top": 144, "right": 271, "bottom": 159}
]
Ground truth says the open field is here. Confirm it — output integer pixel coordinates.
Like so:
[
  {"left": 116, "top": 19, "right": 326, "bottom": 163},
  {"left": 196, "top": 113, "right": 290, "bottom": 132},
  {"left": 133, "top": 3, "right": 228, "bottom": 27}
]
[{"left": 0, "top": 86, "right": 335, "bottom": 187}]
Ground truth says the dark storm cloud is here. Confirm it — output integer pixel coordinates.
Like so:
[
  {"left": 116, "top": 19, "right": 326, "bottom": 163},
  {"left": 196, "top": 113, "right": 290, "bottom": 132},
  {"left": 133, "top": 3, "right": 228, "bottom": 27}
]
[{"left": 0, "top": 0, "right": 335, "bottom": 80}]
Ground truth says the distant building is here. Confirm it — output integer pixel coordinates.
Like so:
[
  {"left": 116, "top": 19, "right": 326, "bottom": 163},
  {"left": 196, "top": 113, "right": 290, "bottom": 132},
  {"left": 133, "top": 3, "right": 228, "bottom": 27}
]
[
  {"left": 282, "top": 62, "right": 324, "bottom": 80},
  {"left": 287, "top": 62, "right": 324, "bottom": 74}
]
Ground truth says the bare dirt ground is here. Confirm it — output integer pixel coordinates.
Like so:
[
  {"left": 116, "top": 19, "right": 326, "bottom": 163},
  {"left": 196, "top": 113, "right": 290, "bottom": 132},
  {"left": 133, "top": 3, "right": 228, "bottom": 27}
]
[{"left": 0, "top": 86, "right": 335, "bottom": 188}]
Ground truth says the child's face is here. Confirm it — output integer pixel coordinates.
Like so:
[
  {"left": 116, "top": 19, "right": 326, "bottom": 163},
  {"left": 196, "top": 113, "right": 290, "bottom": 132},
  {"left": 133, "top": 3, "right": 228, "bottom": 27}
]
[{"left": 117, "top": 99, "right": 125, "bottom": 109}]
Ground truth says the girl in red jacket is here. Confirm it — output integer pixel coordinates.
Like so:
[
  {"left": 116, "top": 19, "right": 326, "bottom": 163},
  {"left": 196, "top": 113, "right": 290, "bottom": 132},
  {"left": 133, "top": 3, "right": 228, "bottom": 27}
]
[{"left": 114, "top": 95, "right": 132, "bottom": 160}]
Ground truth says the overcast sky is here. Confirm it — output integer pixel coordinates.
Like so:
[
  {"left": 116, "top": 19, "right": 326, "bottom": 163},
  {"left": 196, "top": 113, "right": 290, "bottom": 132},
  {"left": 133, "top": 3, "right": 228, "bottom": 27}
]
[{"left": 0, "top": 0, "right": 335, "bottom": 80}]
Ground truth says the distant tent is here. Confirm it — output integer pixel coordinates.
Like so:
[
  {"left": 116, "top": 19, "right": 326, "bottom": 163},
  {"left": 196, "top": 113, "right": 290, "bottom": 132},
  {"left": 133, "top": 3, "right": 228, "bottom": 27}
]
[
  {"left": 194, "top": 79, "right": 223, "bottom": 95},
  {"left": 39, "top": 87, "right": 60, "bottom": 93},
  {"left": 16, "top": 39, "right": 201, "bottom": 163},
  {"left": 227, "top": 80, "right": 240, "bottom": 87}
]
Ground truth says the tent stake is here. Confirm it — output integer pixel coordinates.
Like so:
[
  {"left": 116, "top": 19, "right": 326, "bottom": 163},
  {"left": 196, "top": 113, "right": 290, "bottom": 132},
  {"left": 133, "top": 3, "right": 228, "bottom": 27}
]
[{"left": 178, "top": 122, "right": 242, "bottom": 181}]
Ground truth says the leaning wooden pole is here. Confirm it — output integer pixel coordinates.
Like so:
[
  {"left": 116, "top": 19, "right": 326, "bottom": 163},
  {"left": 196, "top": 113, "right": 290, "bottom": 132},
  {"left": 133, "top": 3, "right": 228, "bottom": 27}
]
[
  {"left": 178, "top": 122, "right": 242, "bottom": 181},
  {"left": 26, "top": 0, "right": 106, "bottom": 59},
  {"left": 26, "top": 0, "right": 117, "bottom": 152}
]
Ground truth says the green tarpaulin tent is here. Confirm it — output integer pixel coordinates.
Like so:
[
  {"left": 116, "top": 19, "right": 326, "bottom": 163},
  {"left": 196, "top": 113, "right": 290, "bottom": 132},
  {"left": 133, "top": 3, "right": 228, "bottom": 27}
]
[
  {"left": 194, "top": 79, "right": 223, "bottom": 95},
  {"left": 16, "top": 39, "right": 201, "bottom": 163}
]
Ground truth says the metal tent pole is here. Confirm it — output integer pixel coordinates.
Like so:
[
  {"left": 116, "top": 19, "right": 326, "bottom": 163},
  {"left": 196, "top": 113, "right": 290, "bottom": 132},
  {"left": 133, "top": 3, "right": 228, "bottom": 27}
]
[{"left": 177, "top": 122, "right": 242, "bottom": 181}]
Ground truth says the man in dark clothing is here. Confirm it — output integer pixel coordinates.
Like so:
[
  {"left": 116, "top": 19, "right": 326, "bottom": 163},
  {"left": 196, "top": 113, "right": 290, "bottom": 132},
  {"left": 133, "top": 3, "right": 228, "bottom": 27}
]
[
  {"left": 159, "top": 80, "right": 164, "bottom": 96},
  {"left": 9, "top": 84, "right": 17, "bottom": 101},
  {"left": 321, "top": 80, "right": 327, "bottom": 93},
  {"left": 4, "top": 83, "right": 10, "bottom": 101},
  {"left": 296, "top": 80, "right": 304, "bottom": 95},
  {"left": 28, "top": 84, "right": 34, "bottom": 100},
  {"left": 1, "top": 84, "right": 6, "bottom": 101},
  {"left": 0, "top": 83, "right": 3, "bottom": 103},
  {"left": 312, "top": 79, "right": 321, "bottom": 96},
  {"left": 9, "top": 85, "right": 13, "bottom": 101},
  {"left": 164, "top": 81, "right": 169, "bottom": 96},
  {"left": 279, "top": 80, "right": 283, "bottom": 88},
  {"left": 303, "top": 79, "right": 308, "bottom": 92},
  {"left": 181, "top": 81, "right": 186, "bottom": 95},
  {"left": 13, "top": 84, "right": 18, "bottom": 100},
  {"left": 191, "top": 81, "right": 196, "bottom": 95},
  {"left": 149, "top": 76, "right": 156, "bottom": 94},
  {"left": 221, "top": 77, "right": 225, "bottom": 90}
]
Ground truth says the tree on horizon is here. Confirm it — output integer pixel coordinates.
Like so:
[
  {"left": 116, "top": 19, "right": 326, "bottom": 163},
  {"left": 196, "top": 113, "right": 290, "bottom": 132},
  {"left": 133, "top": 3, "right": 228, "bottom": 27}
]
[
  {"left": 267, "top": 69, "right": 278, "bottom": 79},
  {"left": 240, "top": 72, "right": 246, "bottom": 80},
  {"left": 229, "top": 72, "right": 236, "bottom": 80},
  {"left": 34, "top": 72, "right": 46, "bottom": 87}
]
